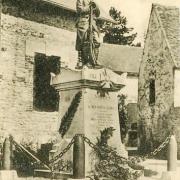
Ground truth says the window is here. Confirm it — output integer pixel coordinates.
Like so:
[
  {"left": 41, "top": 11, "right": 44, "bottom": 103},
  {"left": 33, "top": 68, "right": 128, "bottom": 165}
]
[
  {"left": 149, "top": 79, "right": 155, "bottom": 105},
  {"left": 33, "top": 53, "right": 60, "bottom": 112}
]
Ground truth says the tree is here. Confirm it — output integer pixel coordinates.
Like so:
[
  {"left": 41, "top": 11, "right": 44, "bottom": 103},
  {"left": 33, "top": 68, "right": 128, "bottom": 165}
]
[
  {"left": 118, "top": 94, "right": 128, "bottom": 143},
  {"left": 103, "top": 7, "right": 138, "bottom": 46}
]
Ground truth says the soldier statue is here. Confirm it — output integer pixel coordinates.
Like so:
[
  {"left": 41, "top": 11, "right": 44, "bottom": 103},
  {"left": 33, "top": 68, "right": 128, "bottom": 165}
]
[{"left": 75, "top": 0, "right": 101, "bottom": 69}]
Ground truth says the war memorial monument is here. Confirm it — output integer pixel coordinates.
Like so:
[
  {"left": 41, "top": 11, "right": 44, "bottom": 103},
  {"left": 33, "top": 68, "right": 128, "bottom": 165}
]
[{"left": 50, "top": 0, "right": 128, "bottom": 175}]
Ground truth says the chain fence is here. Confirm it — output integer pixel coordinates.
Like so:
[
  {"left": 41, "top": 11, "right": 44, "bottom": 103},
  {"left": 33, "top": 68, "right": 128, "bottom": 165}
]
[
  {"left": 83, "top": 134, "right": 171, "bottom": 163},
  {"left": 49, "top": 137, "right": 75, "bottom": 168},
  {"left": 128, "top": 134, "right": 171, "bottom": 163},
  {"left": 49, "top": 133, "right": 172, "bottom": 170},
  {"left": 9, "top": 132, "right": 172, "bottom": 175},
  {"left": 146, "top": 134, "right": 171, "bottom": 158}
]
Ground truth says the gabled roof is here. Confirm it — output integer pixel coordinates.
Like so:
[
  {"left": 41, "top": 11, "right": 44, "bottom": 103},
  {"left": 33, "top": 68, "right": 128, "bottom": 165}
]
[
  {"left": 152, "top": 4, "right": 180, "bottom": 67},
  {"left": 99, "top": 43, "right": 143, "bottom": 74},
  {"left": 42, "top": 0, "right": 114, "bottom": 22}
]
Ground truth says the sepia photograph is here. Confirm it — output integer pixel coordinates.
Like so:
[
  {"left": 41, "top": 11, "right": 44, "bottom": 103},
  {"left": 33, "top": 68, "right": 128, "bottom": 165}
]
[{"left": 0, "top": 0, "right": 180, "bottom": 179}]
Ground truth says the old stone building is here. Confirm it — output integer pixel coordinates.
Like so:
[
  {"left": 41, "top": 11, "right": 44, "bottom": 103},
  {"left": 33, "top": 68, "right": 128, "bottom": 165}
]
[{"left": 138, "top": 4, "right": 180, "bottom": 157}]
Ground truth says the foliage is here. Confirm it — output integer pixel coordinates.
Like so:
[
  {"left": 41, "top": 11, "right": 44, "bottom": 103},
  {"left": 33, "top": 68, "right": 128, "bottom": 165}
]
[
  {"left": 96, "top": 127, "right": 115, "bottom": 147},
  {"left": 12, "top": 145, "right": 39, "bottom": 176},
  {"left": 88, "top": 127, "right": 143, "bottom": 180},
  {"left": 54, "top": 159, "right": 73, "bottom": 173},
  {"left": 103, "top": 7, "right": 138, "bottom": 46},
  {"left": 118, "top": 94, "right": 128, "bottom": 143},
  {"left": 12, "top": 141, "right": 52, "bottom": 176}
]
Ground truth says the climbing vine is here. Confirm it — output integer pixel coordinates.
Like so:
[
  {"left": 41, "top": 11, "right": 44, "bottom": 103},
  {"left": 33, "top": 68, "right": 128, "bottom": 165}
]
[{"left": 118, "top": 94, "right": 128, "bottom": 143}]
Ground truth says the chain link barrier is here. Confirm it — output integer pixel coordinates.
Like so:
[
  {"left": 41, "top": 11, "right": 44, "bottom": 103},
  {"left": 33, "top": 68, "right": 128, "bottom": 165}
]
[
  {"left": 48, "top": 133, "right": 171, "bottom": 173},
  {"left": 148, "top": 134, "right": 171, "bottom": 157},
  {"left": 49, "top": 136, "right": 75, "bottom": 168},
  {"left": 7, "top": 133, "right": 171, "bottom": 180},
  {"left": 129, "top": 134, "right": 171, "bottom": 163}
]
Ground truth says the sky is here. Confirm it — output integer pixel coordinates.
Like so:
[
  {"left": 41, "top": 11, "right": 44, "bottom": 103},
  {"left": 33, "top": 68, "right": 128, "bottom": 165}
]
[{"left": 97, "top": 0, "right": 180, "bottom": 44}]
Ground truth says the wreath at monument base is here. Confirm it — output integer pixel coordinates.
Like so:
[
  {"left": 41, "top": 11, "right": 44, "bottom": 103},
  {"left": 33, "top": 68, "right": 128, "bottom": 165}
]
[{"left": 88, "top": 127, "right": 144, "bottom": 180}]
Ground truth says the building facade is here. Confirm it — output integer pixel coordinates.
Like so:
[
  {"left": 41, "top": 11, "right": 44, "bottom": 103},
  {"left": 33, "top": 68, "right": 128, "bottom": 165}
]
[{"left": 138, "top": 4, "right": 180, "bottom": 157}]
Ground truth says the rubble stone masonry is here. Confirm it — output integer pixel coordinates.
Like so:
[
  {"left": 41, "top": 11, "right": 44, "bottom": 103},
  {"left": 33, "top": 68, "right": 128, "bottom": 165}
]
[
  {"left": 138, "top": 7, "right": 180, "bottom": 158},
  {"left": 0, "top": 0, "right": 77, "bottom": 147}
]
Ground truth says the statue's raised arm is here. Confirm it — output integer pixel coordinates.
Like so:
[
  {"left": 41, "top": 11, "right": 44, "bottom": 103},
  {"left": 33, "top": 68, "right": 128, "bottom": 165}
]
[{"left": 75, "top": 0, "right": 101, "bottom": 69}]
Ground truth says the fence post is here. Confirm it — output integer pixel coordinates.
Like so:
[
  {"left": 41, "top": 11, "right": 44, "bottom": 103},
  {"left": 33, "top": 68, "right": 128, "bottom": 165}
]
[
  {"left": 160, "top": 135, "right": 178, "bottom": 180},
  {"left": 2, "top": 137, "right": 11, "bottom": 170},
  {"left": 73, "top": 134, "right": 85, "bottom": 179},
  {"left": 167, "top": 135, "right": 177, "bottom": 171}
]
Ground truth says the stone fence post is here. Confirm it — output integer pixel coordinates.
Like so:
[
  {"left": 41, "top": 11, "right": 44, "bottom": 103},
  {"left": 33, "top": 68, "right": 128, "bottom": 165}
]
[
  {"left": 167, "top": 135, "right": 177, "bottom": 171},
  {"left": 161, "top": 135, "right": 179, "bottom": 180},
  {"left": 2, "top": 137, "right": 11, "bottom": 170},
  {"left": 0, "top": 136, "right": 17, "bottom": 180}
]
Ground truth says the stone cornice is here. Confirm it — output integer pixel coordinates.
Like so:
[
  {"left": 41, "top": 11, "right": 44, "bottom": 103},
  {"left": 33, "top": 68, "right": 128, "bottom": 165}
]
[
  {"left": 51, "top": 67, "right": 125, "bottom": 91},
  {"left": 52, "top": 79, "right": 124, "bottom": 92}
]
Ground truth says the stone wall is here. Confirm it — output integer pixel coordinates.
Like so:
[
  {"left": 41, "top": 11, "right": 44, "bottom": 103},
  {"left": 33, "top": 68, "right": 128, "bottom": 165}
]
[
  {"left": 2, "top": 0, "right": 76, "bottom": 32},
  {"left": 0, "top": 10, "right": 77, "bottom": 147},
  {"left": 138, "top": 9, "right": 175, "bottom": 156}
]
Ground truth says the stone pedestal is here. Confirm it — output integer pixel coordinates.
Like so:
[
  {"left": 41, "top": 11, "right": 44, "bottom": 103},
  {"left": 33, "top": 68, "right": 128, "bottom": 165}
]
[{"left": 51, "top": 67, "right": 127, "bottom": 173}]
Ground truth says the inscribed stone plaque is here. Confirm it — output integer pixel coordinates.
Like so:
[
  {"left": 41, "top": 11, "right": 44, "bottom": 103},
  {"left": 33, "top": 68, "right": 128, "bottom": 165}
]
[{"left": 84, "top": 88, "right": 122, "bottom": 150}]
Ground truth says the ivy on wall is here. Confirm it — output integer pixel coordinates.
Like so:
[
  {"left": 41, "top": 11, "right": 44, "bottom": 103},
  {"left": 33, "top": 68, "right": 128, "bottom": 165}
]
[{"left": 138, "top": 47, "right": 174, "bottom": 156}]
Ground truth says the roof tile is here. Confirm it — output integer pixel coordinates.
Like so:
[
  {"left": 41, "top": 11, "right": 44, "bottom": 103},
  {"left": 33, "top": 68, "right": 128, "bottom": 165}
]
[
  {"left": 153, "top": 4, "right": 180, "bottom": 66},
  {"left": 99, "top": 43, "right": 143, "bottom": 73},
  {"left": 42, "top": 0, "right": 113, "bottom": 22}
]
